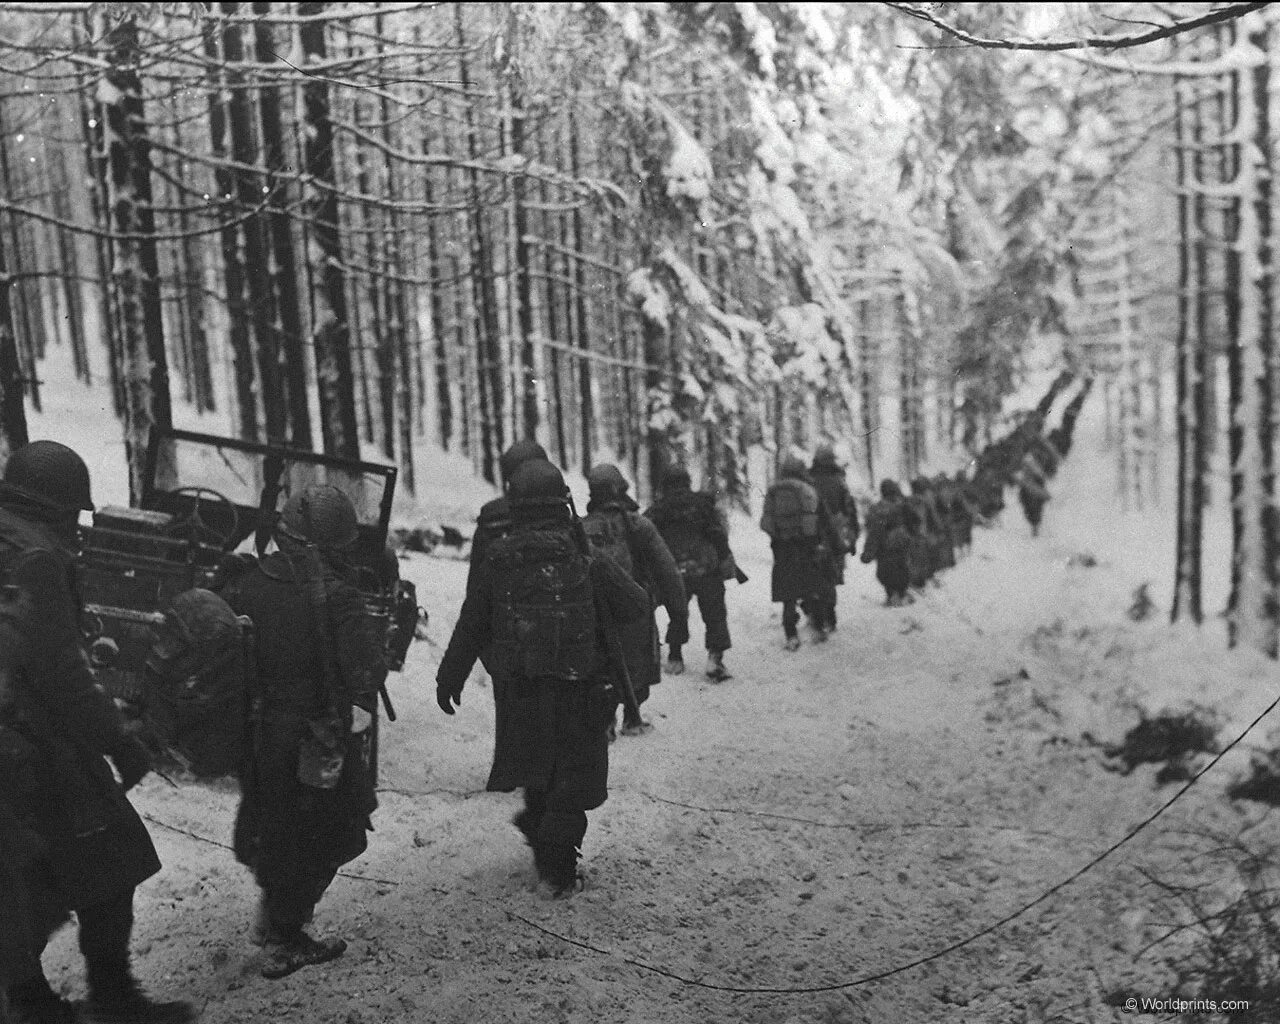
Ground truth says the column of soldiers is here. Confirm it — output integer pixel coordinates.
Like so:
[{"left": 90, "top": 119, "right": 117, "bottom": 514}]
[
  {"left": 0, "top": 381, "right": 1094, "bottom": 1019},
  {"left": 858, "top": 379, "right": 1093, "bottom": 604}
]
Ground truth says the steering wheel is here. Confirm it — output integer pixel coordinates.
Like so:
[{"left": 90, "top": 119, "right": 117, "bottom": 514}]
[{"left": 164, "top": 487, "right": 240, "bottom": 550}]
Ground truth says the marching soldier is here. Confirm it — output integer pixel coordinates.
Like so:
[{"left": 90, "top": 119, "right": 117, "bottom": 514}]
[
  {"left": 760, "top": 456, "right": 842, "bottom": 649},
  {"left": 436, "top": 461, "right": 649, "bottom": 894},
  {"left": 0, "top": 441, "right": 193, "bottom": 1024},
  {"left": 582, "top": 463, "right": 688, "bottom": 735},
  {"left": 807, "top": 445, "right": 859, "bottom": 632},
  {"left": 220, "top": 484, "right": 384, "bottom": 979},
  {"left": 644, "top": 467, "right": 735, "bottom": 682}
]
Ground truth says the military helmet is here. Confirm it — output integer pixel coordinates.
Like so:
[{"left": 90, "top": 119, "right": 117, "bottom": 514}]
[
  {"left": 151, "top": 588, "right": 240, "bottom": 662},
  {"left": 662, "top": 466, "right": 691, "bottom": 492},
  {"left": 587, "top": 463, "right": 629, "bottom": 499},
  {"left": 508, "top": 460, "right": 569, "bottom": 507},
  {"left": 500, "top": 439, "right": 548, "bottom": 488},
  {"left": 277, "top": 484, "right": 359, "bottom": 549},
  {"left": 779, "top": 456, "right": 808, "bottom": 480},
  {"left": 812, "top": 445, "right": 838, "bottom": 470},
  {"left": 2, "top": 440, "right": 94, "bottom": 513}
]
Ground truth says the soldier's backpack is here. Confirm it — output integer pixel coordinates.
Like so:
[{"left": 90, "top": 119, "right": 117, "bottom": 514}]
[
  {"left": 484, "top": 528, "right": 601, "bottom": 681},
  {"left": 581, "top": 506, "right": 636, "bottom": 578},
  {"left": 652, "top": 496, "right": 720, "bottom": 584},
  {"left": 760, "top": 478, "right": 820, "bottom": 541}
]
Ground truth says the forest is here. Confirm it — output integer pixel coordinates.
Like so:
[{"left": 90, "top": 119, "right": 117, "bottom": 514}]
[{"left": 0, "top": 0, "right": 1274, "bottom": 647}]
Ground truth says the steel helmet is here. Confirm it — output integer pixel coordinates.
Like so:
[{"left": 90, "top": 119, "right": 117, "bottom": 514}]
[
  {"left": 500, "top": 439, "right": 548, "bottom": 488},
  {"left": 2, "top": 440, "right": 94, "bottom": 513},
  {"left": 780, "top": 456, "right": 808, "bottom": 481},
  {"left": 662, "top": 466, "right": 691, "bottom": 492},
  {"left": 277, "top": 484, "right": 359, "bottom": 550},
  {"left": 587, "top": 463, "right": 629, "bottom": 499},
  {"left": 150, "top": 588, "right": 240, "bottom": 663},
  {"left": 508, "top": 460, "right": 569, "bottom": 507},
  {"left": 812, "top": 445, "right": 838, "bottom": 470}
]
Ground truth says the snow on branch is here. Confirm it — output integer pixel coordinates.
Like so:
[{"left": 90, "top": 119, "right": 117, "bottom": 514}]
[{"left": 880, "top": 1, "right": 1269, "bottom": 52}]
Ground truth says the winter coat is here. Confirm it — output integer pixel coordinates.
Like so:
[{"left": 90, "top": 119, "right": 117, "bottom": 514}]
[
  {"left": 222, "top": 550, "right": 384, "bottom": 894},
  {"left": 761, "top": 479, "right": 842, "bottom": 603},
  {"left": 583, "top": 496, "right": 688, "bottom": 699},
  {"left": 644, "top": 489, "right": 731, "bottom": 587},
  {"left": 0, "top": 502, "right": 161, "bottom": 911},
  {"left": 860, "top": 498, "right": 911, "bottom": 597},
  {"left": 808, "top": 466, "right": 859, "bottom": 584},
  {"left": 436, "top": 517, "right": 649, "bottom": 809}
]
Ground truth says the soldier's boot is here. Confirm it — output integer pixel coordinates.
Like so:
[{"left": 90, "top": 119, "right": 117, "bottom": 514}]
[
  {"left": 534, "top": 843, "right": 582, "bottom": 896},
  {"left": 84, "top": 967, "right": 195, "bottom": 1024},
  {"left": 664, "top": 644, "right": 685, "bottom": 676},
  {"left": 619, "top": 710, "right": 652, "bottom": 736},
  {"left": 705, "top": 650, "right": 731, "bottom": 682},
  {"left": 260, "top": 932, "right": 347, "bottom": 981},
  {"left": 6, "top": 978, "right": 80, "bottom": 1024},
  {"left": 784, "top": 635, "right": 801, "bottom": 652}
]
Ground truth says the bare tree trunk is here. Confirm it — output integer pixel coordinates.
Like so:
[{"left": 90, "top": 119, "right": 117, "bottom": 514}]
[
  {"left": 0, "top": 230, "right": 28, "bottom": 457},
  {"left": 300, "top": 0, "right": 360, "bottom": 460},
  {"left": 204, "top": 15, "right": 258, "bottom": 439},
  {"left": 455, "top": 5, "right": 504, "bottom": 483},
  {"left": 254, "top": 0, "right": 311, "bottom": 446},
  {"left": 100, "top": 15, "right": 171, "bottom": 501},
  {"left": 1172, "top": 74, "right": 1203, "bottom": 624}
]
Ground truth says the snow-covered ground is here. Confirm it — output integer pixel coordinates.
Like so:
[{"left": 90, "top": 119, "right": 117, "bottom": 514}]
[{"left": 35, "top": 392, "right": 1280, "bottom": 1023}]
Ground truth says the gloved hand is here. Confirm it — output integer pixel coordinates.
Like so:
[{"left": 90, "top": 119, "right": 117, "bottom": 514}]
[
  {"left": 110, "top": 735, "right": 152, "bottom": 791},
  {"left": 436, "top": 681, "right": 462, "bottom": 715},
  {"left": 350, "top": 706, "right": 373, "bottom": 734}
]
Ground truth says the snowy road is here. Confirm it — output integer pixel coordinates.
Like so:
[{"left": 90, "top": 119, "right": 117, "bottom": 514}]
[{"left": 45, "top": 427, "right": 1280, "bottom": 1023}]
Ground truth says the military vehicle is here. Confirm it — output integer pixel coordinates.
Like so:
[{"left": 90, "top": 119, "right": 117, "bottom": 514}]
[{"left": 78, "top": 426, "right": 421, "bottom": 777}]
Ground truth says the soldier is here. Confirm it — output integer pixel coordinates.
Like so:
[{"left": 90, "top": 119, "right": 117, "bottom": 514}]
[
  {"left": 220, "top": 484, "right": 384, "bottom": 980},
  {"left": 582, "top": 464, "right": 688, "bottom": 736},
  {"left": 861, "top": 479, "right": 912, "bottom": 606},
  {"left": 468, "top": 439, "right": 549, "bottom": 583},
  {"left": 807, "top": 445, "right": 859, "bottom": 632},
  {"left": 0, "top": 441, "right": 193, "bottom": 1024},
  {"left": 644, "top": 467, "right": 735, "bottom": 682},
  {"left": 912, "top": 476, "right": 955, "bottom": 579},
  {"left": 435, "top": 461, "right": 649, "bottom": 894},
  {"left": 760, "top": 456, "right": 842, "bottom": 650}
]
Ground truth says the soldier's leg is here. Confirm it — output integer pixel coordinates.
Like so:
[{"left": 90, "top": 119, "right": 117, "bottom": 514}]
[
  {"left": 782, "top": 600, "right": 801, "bottom": 649},
  {"left": 514, "top": 787, "right": 548, "bottom": 847},
  {"left": 532, "top": 784, "right": 587, "bottom": 894},
  {"left": 257, "top": 873, "right": 346, "bottom": 981},
  {"left": 79, "top": 889, "right": 194, "bottom": 1022},
  {"left": 696, "top": 580, "right": 730, "bottom": 653}
]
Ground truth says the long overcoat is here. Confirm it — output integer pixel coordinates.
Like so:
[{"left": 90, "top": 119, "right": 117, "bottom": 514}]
[
  {"left": 436, "top": 517, "right": 649, "bottom": 810},
  {"left": 222, "top": 551, "right": 383, "bottom": 896},
  {"left": 0, "top": 501, "right": 160, "bottom": 912}
]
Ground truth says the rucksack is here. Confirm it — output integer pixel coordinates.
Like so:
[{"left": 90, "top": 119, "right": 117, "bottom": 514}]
[
  {"left": 650, "top": 496, "right": 719, "bottom": 583},
  {"left": 581, "top": 507, "right": 635, "bottom": 577},
  {"left": 484, "top": 528, "right": 601, "bottom": 681},
  {"left": 760, "top": 479, "right": 819, "bottom": 541}
]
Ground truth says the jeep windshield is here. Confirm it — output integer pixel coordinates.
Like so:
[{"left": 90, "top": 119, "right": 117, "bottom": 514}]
[{"left": 141, "top": 428, "right": 396, "bottom": 557}]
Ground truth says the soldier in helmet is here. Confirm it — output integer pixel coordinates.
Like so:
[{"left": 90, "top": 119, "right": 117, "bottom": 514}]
[
  {"left": 0, "top": 441, "right": 193, "bottom": 1024},
  {"left": 582, "top": 464, "right": 688, "bottom": 736},
  {"left": 807, "top": 445, "right": 859, "bottom": 633},
  {"left": 644, "top": 467, "right": 735, "bottom": 681},
  {"left": 219, "top": 484, "right": 385, "bottom": 979},
  {"left": 467, "top": 439, "right": 549, "bottom": 586},
  {"left": 436, "top": 461, "right": 649, "bottom": 894}
]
